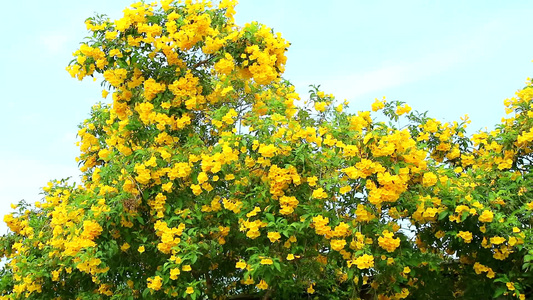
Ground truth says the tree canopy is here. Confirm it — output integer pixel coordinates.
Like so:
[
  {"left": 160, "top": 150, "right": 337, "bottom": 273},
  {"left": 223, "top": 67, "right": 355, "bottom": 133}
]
[{"left": 1, "top": 0, "right": 532, "bottom": 299}]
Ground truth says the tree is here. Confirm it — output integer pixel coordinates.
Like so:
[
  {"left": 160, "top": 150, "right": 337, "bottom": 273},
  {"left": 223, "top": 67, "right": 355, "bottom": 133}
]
[{"left": 1, "top": 1, "right": 532, "bottom": 299}]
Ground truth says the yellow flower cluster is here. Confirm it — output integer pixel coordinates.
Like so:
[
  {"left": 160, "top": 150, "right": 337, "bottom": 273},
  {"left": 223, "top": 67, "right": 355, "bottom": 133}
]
[
  {"left": 473, "top": 262, "right": 495, "bottom": 278},
  {"left": 349, "top": 254, "right": 375, "bottom": 269},
  {"left": 378, "top": 230, "right": 401, "bottom": 253},
  {"left": 154, "top": 220, "right": 185, "bottom": 254},
  {"left": 267, "top": 164, "right": 301, "bottom": 198},
  {"left": 457, "top": 231, "right": 473, "bottom": 243},
  {"left": 239, "top": 218, "right": 268, "bottom": 239},
  {"left": 147, "top": 276, "right": 162, "bottom": 291}
]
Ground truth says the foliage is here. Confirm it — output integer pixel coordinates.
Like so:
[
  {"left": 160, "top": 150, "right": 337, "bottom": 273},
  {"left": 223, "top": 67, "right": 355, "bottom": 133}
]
[{"left": 1, "top": 0, "right": 532, "bottom": 299}]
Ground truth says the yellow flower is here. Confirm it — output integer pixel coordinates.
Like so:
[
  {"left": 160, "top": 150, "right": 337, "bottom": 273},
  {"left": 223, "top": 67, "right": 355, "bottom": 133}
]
[
  {"left": 258, "top": 144, "right": 277, "bottom": 158},
  {"left": 307, "top": 176, "right": 318, "bottom": 186},
  {"left": 190, "top": 184, "right": 202, "bottom": 196},
  {"left": 182, "top": 265, "right": 192, "bottom": 271},
  {"left": 371, "top": 98, "right": 385, "bottom": 111},
  {"left": 339, "top": 185, "right": 352, "bottom": 194},
  {"left": 314, "top": 102, "right": 327, "bottom": 112},
  {"left": 256, "top": 279, "right": 268, "bottom": 290},
  {"left": 147, "top": 276, "right": 162, "bottom": 291},
  {"left": 478, "top": 210, "right": 494, "bottom": 223},
  {"left": 260, "top": 258, "right": 273, "bottom": 265},
  {"left": 353, "top": 254, "right": 374, "bottom": 269},
  {"left": 267, "top": 231, "right": 281, "bottom": 243},
  {"left": 456, "top": 231, "right": 473, "bottom": 243},
  {"left": 396, "top": 104, "right": 411, "bottom": 115},
  {"left": 170, "top": 268, "right": 180, "bottom": 280},
  {"left": 473, "top": 262, "right": 488, "bottom": 274},
  {"left": 312, "top": 188, "right": 328, "bottom": 199},
  {"left": 422, "top": 172, "right": 438, "bottom": 187},
  {"left": 105, "top": 31, "right": 118, "bottom": 40},
  {"left": 330, "top": 239, "right": 347, "bottom": 251},
  {"left": 236, "top": 261, "right": 247, "bottom": 269},
  {"left": 378, "top": 230, "right": 400, "bottom": 252},
  {"left": 170, "top": 255, "right": 182, "bottom": 264},
  {"left": 355, "top": 204, "right": 376, "bottom": 222},
  {"left": 490, "top": 236, "right": 506, "bottom": 245},
  {"left": 120, "top": 242, "right": 130, "bottom": 252},
  {"left": 243, "top": 277, "right": 254, "bottom": 285},
  {"left": 98, "top": 149, "right": 112, "bottom": 161},
  {"left": 51, "top": 269, "right": 60, "bottom": 281},
  {"left": 138, "top": 245, "right": 145, "bottom": 253},
  {"left": 286, "top": 254, "right": 295, "bottom": 261},
  {"left": 186, "top": 286, "right": 194, "bottom": 294},
  {"left": 214, "top": 53, "right": 235, "bottom": 75},
  {"left": 197, "top": 171, "right": 208, "bottom": 184},
  {"left": 162, "top": 182, "right": 173, "bottom": 192},
  {"left": 307, "top": 283, "right": 315, "bottom": 294}
]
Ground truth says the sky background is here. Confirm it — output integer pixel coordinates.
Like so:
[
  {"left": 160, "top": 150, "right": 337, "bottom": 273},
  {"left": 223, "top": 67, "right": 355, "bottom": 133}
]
[{"left": 1, "top": 0, "right": 532, "bottom": 234}]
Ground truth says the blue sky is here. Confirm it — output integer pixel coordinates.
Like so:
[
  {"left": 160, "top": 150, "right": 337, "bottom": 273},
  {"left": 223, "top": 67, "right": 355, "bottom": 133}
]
[{"left": 1, "top": 0, "right": 532, "bottom": 233}]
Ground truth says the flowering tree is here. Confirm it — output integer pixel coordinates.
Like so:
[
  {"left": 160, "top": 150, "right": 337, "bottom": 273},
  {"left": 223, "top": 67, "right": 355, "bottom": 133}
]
[{"left": 1, "top": 1, "right": 532, "bottom": 299}]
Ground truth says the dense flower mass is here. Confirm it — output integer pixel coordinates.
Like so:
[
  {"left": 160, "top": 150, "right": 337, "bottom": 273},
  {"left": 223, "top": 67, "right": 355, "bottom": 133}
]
[{"left": 0, "top": 0, "right": 532, "bottom": 299}]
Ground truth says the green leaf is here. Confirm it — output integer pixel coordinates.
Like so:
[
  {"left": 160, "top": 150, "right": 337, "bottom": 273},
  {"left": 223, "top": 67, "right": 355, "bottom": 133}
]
[
  {"left": 493, "top": 276, "right": 508, "bottom": 283},
  {"left": 493, "top": 286, "right": 506, "bottom": 298},
  {"left": 273, "top": 261, "right": 281, "bottom": 272},
  {"left": 117, "top": 58, "right": 128, "bottom": 68},
  {"left": 461, "top": 211, "right": 469, "bottom": 222},
  {"left": 265, "top": 213, "right": 275, "bottom": 222},
  {"left": 142, "top": 288, "right": 150, "bottom": 298}
]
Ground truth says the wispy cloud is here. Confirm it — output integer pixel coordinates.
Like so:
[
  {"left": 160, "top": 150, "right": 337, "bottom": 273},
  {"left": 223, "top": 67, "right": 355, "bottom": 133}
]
[{"left": 308, "top": 18, "right": 508, "bottom": 102}]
